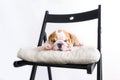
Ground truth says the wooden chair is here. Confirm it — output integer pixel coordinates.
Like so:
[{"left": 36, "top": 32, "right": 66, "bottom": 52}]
[{"left": 14, "top": 5, "right": 102, "bottom": 80}]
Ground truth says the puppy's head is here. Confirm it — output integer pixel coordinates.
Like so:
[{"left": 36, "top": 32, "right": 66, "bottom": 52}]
[{"left": 47, "top": 29, "right": 80, "bottom": 51}]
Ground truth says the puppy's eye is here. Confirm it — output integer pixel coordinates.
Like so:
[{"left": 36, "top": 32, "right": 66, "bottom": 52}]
[
  {"left": 51, "top": 39, "right": 56, "bottom": 43},
  {"left": 64, "top": 40, "right": 67, "bottom": 42}
]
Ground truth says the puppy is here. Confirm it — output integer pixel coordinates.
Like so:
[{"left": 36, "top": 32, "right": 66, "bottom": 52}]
[{"left": 44, "top": 29, "right": 83, "bottom": 51}]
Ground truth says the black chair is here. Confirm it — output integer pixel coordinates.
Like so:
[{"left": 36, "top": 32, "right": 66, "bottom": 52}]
[{"left": 14, "top": 5, "right": 102, "bottom": 80}]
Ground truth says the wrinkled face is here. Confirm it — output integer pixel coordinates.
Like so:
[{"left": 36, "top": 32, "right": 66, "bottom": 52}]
[{"left": 48, "top": 30, "right": 73, "bottom": 51}]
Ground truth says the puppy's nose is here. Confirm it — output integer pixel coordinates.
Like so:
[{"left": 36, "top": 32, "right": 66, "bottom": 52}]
[{"left": 57, "top": 43, "right": 63, "bottom": 48}]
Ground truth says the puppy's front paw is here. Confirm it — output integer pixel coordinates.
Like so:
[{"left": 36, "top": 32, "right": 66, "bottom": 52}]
[
  {"left": 65, "top": 46, "right": 71, "bottom": 51},
  {"left": 43, "top": 43, "right": 53, "bottom": 50},
  {"left": 79, "top": 43, "right": 84, "bottom": 46}
]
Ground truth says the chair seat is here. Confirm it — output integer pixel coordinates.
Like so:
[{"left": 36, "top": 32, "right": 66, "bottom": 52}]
[{"left": 17, "top": 46, "right": 100, "bottom": 64}]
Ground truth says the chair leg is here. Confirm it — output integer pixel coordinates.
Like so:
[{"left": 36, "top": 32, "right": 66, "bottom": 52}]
[
  {"left": 47, "top": 67, "right": 52, "bottom": 80},
  {"left": 30, "top": 65, "right": 37, "bottom": 80},
  {"left": 97, "top": 58, "right": 102, "bottom": 80}
]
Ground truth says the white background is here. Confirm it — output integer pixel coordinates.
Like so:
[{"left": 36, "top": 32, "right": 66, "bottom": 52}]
[{"left": 0, "top": 0, "right": 120, "bottom": 80}]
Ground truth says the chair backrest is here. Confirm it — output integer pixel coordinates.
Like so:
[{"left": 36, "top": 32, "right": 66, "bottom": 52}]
[{"left": 38, "top": 5, "right": 101, "bottom": 52}]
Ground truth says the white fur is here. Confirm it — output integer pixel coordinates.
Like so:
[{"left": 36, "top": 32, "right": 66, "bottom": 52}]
[
  {"left": 53, "top": 30, "right": 71, "bottom": 51},
  {"left": 56, "top": 30, "right": 66, "bottom": 40},
  {"left": 53, "top": 40, "right": 72, "bottom": 51}
]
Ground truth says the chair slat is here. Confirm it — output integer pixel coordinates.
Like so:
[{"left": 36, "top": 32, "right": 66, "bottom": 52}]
[{"left": 47, "top": 9, "right": 98, "bottom": 23}]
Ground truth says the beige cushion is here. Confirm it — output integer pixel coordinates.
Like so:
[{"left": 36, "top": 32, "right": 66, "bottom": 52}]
[{"left": 17, "top": 46, "right": 100, "bottom": 64}]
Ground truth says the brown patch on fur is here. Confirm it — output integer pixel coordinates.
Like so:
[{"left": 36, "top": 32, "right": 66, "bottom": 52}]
[
  {"left": 69, "top": 33, "right": 80, "bottom": 46},
  {"left": 48, "top": 31, "right": 57, "bottom": 44}
]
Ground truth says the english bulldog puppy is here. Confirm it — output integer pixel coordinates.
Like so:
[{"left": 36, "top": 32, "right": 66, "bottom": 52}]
[{"left": 44, "top": 29, "right": 83, "bottom": 51}]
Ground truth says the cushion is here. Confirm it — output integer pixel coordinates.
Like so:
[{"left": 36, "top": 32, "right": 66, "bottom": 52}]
[{"left": 17, "top": 46, "right": 100, "bottom": 64}]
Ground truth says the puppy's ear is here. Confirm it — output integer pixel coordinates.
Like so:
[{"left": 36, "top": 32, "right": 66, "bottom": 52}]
[
  {"left": 48, "top": 31, "right": 56, "bottom": 43},
  {"left": 69, "top": 33, "right": 80, "bottom": 46}
]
